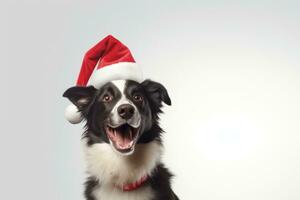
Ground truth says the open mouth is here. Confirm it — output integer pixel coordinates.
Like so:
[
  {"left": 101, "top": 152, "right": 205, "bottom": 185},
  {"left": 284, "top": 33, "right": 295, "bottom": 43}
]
[{"left": 106, "top": 124, "right": 140, "bottom": 154}]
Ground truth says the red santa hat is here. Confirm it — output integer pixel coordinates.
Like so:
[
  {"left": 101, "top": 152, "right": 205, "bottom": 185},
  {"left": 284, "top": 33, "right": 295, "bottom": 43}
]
[{"left": 65, "top": 35, "right": 143, "bottom": 124}]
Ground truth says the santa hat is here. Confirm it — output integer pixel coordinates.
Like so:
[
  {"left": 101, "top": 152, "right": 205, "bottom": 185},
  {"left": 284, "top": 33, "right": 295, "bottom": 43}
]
[{"left": 65, "top": 35, "right": 143, "bottom": 124}]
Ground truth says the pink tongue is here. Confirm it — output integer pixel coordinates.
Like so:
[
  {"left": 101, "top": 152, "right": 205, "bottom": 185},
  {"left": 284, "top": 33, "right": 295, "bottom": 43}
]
[{"left": 115, "top": 130, "right": 132, "bottom": 149}]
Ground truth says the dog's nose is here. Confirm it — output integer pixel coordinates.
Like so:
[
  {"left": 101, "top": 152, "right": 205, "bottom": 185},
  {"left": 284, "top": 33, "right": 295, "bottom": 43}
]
[{"left": 117, "top": 104, "right": 135, "bottom": 119}]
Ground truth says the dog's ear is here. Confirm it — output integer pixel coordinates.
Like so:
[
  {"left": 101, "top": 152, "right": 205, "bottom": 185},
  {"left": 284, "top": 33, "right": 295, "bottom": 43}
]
[
  {"left": 141, "top": 79, "right": 171, "bottom": 106},
  {"left": 63, "top": 86, "right": 97, "bottom": 109}
]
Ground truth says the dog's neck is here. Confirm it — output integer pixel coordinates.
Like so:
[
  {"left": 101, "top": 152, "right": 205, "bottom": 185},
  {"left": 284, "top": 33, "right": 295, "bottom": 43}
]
[
  {"left": 117, "top": 174, "right": 149, "bottom": 192},
  {"left": 82, "top": 139, "right": 162, "bottom": 187}
]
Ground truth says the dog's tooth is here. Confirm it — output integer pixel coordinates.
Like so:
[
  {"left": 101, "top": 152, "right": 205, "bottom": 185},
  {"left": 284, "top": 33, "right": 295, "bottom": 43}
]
[{"left": 114, "top": 129, "right": 117, "bottom": 137}]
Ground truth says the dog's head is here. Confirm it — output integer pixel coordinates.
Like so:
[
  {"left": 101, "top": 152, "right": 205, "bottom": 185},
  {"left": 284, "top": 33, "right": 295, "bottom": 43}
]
[{"left": 63, "top": 80, "right": 171, "bottom": 155}]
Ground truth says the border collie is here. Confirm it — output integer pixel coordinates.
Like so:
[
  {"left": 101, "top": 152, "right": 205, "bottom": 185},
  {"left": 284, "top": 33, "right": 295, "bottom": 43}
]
[{"left": 63, "top": 79, "right": 179, "bottom": 200}]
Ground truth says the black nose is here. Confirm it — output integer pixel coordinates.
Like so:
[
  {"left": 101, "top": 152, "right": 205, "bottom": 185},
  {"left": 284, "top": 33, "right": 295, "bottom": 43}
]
[{"left": 117, "top": 104, "right": 135, "bottom": 119}]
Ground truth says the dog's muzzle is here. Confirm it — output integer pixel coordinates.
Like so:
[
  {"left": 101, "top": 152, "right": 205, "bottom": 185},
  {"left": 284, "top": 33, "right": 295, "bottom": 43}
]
[{"left": 105, "top": 104, "right": 141, "bottom": 155}]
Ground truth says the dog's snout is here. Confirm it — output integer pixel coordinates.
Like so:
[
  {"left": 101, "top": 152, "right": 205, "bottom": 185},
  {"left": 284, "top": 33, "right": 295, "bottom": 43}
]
[{"left": 117, "top": 104, "right": 135, "bottom": 119}]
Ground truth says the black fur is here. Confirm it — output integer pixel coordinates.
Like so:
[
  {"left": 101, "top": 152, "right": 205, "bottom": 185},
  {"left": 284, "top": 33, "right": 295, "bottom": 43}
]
[
  {"left": 150, "top": 164, "right": 179, "bottom": 200},
  {"left": 63, "top": 79, "right": 179, "bottom": 200},
  {"left": 84, "top": 177, "right": 99, "bottom": 200}
]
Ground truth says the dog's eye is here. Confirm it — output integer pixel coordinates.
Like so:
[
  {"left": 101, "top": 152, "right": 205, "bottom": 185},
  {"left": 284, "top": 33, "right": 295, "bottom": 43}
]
[
  {"left": 133, "top": 94, "right": 143, "bottom": 102},
  {"left": 102, "top": 94, "right": 113, "bottom": 102}
]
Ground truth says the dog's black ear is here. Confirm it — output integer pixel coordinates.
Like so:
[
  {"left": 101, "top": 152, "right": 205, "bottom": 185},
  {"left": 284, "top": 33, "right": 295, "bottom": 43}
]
[
  {"left": 63, "top": 86, "right": 97, "bottom": 109},
  {"left": 141, "top": 79, "right": 171, "bottom": 106}
]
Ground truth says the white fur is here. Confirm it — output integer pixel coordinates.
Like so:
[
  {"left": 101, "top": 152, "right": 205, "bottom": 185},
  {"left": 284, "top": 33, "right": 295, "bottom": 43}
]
[
  {"left": 93, "top": 183, "right": 154, "bottom": 200},
  {"left": 82, "top": 139, "right": 162, "bottom": 200},
  {"left": 112, "top": 79, "right": 126, "bottom": 93},
  {"left": 82, "top": 139, "right": 162, "bottom": 185}
]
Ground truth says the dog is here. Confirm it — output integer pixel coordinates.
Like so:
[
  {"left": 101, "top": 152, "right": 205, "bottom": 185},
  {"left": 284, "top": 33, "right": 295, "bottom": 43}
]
[{"left": 63, "top": 79, "right": 179, "bottom": 200}]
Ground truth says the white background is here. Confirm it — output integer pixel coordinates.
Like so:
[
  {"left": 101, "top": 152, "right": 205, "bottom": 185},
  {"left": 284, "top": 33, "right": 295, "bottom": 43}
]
[{"left": 1, "top": 0, "right": 300, "bottom": 200}]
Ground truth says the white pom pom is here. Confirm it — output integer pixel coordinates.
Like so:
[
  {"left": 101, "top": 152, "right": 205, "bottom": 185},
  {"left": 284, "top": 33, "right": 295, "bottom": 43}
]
[{"left": 65, "top": 104, "right": 83, "bottom": 124}]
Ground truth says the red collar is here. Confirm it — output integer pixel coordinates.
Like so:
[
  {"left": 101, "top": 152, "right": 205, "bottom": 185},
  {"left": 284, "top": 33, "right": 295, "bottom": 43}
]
[{"left": 118, "top": 175, "right": 149, "bottom": 192}]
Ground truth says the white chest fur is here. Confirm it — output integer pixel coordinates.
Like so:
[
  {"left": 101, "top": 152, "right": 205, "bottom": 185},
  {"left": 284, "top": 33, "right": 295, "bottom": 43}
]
[
  {"left": 93, "top": 184, "right": 154, "bottom": 200},
  {"left": 82, "top": 139, "right": 162, "bottom": 200}
]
